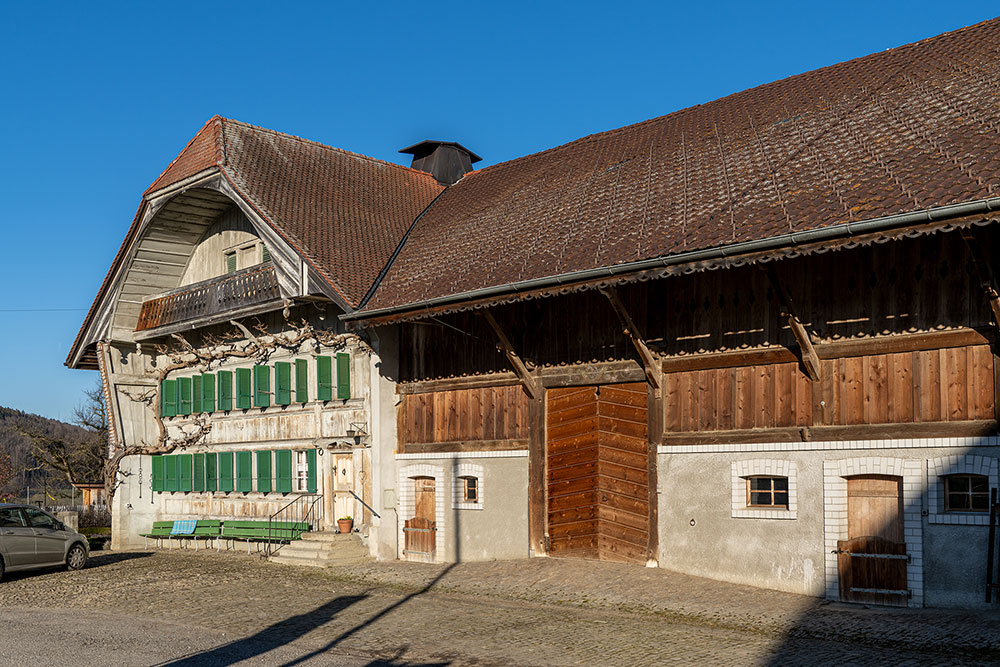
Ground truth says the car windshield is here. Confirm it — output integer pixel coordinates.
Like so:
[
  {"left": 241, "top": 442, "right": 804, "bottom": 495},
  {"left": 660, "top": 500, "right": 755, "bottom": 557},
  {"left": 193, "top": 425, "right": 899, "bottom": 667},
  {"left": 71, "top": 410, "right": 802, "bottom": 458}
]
[
  {"left": 0, "top": 508, "right": 25, "bottom": 527},
  {"left": 23, "top": 508, "right": 58, "bottom": 529}
]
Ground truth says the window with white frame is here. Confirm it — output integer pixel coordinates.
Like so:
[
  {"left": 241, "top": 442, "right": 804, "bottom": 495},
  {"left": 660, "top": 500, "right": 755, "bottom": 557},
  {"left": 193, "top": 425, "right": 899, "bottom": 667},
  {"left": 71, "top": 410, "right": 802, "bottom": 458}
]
[
  {"left": 928, "top": 455, "right": 998, "bottom": 525},
  {"left": 944, "top": 474, "right": 989, "bottom": 512},
  {"left": 453, "top": 463, "right": 484, "bottom": 510},
  {"left": 294, "top": 450, "right": 309, "bottom": 492},
  {"left": 731, "top": 459, "right": 797, "bottom": 519},
  {"left": 224, "top": 241, "right": 270, "bottom": 274}
]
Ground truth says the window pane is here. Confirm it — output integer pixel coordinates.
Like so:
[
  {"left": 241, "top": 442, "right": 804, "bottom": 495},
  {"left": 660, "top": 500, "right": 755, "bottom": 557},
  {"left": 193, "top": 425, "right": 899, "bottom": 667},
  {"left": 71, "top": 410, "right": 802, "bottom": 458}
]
[
  {"left": 773, "top": 492, "right": 789, "bottom": 507},
  {"left": 948, "top": 493, "right": 970, "bottom": 510},
  {"left": 0, "top": 508, "right": 25, "bottom": 527},
  {"left": 971, "top": 476, "right": 989, "bottom": 492},
  {"left": 749, "top": 478, "right": 769, "bottom": 491},
  {"left": 24, "top": 508, "right": 57, "bottom": 529},
  {"left": 972, "top": 494, "right": 990, "bottom": 511},
  {"left": 773, "top": 477, "right": 788, "bottom": 492},
  {"left": 948, "top": 476, "right": 970, "bottom": 493},
  {"left": 750, "top": 492, "right": 772, "bottom": 506}
]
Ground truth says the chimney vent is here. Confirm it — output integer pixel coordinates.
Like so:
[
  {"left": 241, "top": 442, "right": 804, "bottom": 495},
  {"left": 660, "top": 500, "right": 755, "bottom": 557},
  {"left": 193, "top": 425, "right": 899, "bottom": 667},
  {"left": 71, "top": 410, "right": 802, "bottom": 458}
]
[{"left": 399, "top": 140, "right": 482, "bottom": 186}]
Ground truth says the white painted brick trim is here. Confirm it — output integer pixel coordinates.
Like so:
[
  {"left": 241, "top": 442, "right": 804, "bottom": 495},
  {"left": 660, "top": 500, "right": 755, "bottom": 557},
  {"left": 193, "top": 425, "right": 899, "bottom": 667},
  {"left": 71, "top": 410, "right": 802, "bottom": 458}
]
[
  {"left": 397, "top": 463, "right": 445, "bottom": 563},
  {"left": 926, "top": 455, "right": 998, "bottom": 526},
  {"left": 659, "top": 435, "right": 999, "bottom": 455},
  {"left": 731, "top": 459, "right": 798, "bottom": 520},
  {"left": 823, "top": 456, "right": 924, "bottom": 608},
  {"left": 452, "top": 463, "right": 485, "bottom": 510},
  {"left": 395, "top": 450, "right": 528, "bottom": 460}
]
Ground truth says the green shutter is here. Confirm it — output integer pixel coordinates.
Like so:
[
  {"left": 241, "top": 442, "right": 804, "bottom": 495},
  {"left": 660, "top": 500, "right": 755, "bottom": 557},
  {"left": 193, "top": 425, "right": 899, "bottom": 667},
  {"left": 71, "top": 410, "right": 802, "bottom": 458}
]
[
  {"left": 236, "top": 451, "right": 252, "bottom": 493},
  {"left": 205, "top": 453, "right": 218, "bottom": 492},
  {"left": 151, "top": 455, "right": 164, "bottom": 492},
  {"left": 161, "top": 380, "right": 177, "bottom": 418},
  {"left": 178, "top": 377, "right": 192, "bottom": 416},
  {"left": 193, "top": 453, "right": 205, "bottom": 492},
  {"left": 218, "top": 452, "right": 234, "bottom": 493},
  {"left": 295, "top": 359, "right": 308, "bottom": 403},
  {"left": 192, "top": 375, "right": 203, "bottom": 414},
  {"left": 178, "top": 454, "right": 193, "bottom": 492},
  {"left": 317, "top": 356, "right": 333, "bottom": 401},
  {"left": 257, "top": 450, "right": 271, "bottom": 493},
  {"left": 164, "top": 455, "right": 179, "bottom": 492},
  {"left": 336, "top": 353, "right": 351, "bottom": 400},
  {"left": 306, "top": 449, "right": 317, "bottom": 493},
  {"left": 218, "top": 371, "right": 233, "bottom": 411},
  {"left": 275, "top": 362, "right": 291, "bottom": 405},
  {"left": 225, "top": 252, "right": 237, "bottom": 274},
  {"left": 262, "top": 245, "right": 271, "bottom": 263},
  {"left": 253, "top": 365, "right": 270, "bottom": 407},
  {"left": 201, "top": 373, "right": 216, "bottom": 412},
  {"left": 276, "top": 449, "right": 292, "bottom": 493},
  {"left": 236, "top": 368, "right": 252, "bottom": 409}
]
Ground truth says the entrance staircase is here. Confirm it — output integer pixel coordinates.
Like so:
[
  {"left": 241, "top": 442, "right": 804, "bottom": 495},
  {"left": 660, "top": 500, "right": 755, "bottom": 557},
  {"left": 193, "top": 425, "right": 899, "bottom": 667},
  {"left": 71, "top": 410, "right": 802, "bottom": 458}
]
[{"left": 268, "top": 531, "right": 373, "bottom": 568}]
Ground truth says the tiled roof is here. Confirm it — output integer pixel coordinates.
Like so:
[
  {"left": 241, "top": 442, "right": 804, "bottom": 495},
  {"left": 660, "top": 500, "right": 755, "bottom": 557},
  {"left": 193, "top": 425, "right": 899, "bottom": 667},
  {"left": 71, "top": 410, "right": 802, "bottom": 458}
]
[{"left": 363, "top": 18, "right": 1000, "bottom": 312}]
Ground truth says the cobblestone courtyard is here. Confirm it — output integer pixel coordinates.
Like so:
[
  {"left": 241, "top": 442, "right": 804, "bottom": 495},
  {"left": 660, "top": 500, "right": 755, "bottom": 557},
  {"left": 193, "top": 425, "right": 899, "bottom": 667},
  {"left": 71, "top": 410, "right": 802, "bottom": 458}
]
[{"left": 1, "top": 549, "right": 999, "bottom": 665}]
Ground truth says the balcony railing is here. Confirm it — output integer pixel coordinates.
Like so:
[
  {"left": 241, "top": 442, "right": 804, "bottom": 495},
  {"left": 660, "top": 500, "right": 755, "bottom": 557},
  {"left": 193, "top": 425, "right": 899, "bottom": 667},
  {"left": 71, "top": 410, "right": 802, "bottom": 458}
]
[{"left": 136, "top": 263, "right": 281, "bottom": 332}]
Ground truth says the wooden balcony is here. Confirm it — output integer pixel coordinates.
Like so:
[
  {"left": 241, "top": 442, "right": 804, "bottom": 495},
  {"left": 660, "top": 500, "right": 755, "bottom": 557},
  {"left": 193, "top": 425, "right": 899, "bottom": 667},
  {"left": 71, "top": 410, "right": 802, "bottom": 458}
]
[{"left": 135, "top": 263, "right": 282, "bottom": 333}]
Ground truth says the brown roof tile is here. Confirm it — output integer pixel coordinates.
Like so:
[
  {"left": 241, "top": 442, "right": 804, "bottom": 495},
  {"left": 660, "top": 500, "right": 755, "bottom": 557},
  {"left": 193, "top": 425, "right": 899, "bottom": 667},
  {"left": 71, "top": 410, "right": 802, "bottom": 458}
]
[{"left": 364, "top": 18, "right": 1000, "bottom": 312}]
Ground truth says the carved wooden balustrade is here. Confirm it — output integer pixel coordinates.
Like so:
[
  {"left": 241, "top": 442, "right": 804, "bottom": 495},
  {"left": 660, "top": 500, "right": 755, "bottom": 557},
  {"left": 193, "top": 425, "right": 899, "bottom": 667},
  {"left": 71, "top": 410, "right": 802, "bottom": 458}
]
[{"left": 136, "top": 264, "right": 281, "bottom": 332}]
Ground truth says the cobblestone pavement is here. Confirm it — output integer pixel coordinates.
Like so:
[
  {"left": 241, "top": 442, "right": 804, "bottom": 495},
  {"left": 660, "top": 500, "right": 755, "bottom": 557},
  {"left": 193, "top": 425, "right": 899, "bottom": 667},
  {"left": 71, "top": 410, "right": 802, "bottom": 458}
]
[{"left": 1, "top": 549, "right": 999, "bottom": 666}]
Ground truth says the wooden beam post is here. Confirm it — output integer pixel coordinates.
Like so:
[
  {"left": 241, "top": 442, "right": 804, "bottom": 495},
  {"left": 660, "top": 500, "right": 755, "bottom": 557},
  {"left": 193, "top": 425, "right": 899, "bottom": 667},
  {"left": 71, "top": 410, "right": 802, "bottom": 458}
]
[
  {"left": 961, "top": 229, "right": 1000, "bottom": 333},
  {"left": 482, "top": 310, "right": 541, "bottom": 399},
  {"left": 762, "top": 265, "right": 822, "bottom": 382},
  {"left": 599, "top": 287, "right": 662, "bottom": 397}
]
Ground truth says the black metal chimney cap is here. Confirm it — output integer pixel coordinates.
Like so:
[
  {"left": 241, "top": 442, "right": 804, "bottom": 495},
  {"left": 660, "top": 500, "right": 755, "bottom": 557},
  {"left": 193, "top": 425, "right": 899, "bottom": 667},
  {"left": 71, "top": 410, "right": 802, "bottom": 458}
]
[{"left": 399, "top": 140, "right": 482, "bottom": 164}]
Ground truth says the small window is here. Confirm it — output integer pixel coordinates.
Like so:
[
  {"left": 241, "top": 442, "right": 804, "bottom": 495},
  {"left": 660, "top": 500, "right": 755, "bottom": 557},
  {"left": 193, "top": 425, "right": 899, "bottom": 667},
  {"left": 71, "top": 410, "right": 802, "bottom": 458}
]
[
  {"left": 294, "top": 450, "right": 309, "bottom": 492},
  {"left": 945, "top": 474, "right": 990, "bottom": 512},
  {"left": 747, "top": 476, "right": 789, "bottom": 508},
  {"left": 460, "top": 476, "right": 478, "bottom": 503}
]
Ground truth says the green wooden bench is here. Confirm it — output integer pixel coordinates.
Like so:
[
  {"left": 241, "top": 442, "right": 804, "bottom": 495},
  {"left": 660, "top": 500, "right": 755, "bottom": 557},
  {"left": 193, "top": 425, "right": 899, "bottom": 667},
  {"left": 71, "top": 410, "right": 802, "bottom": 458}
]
[
  {"left": 221, "top": 521, "right": 310, "bottom": 553},
  {"left": 140, "top": 521, "right": 175, "bottom": 549},
  {"left": 140, "top": 520, "right": 222, "bottom": 550},
  {"left": 189, "top": 520, "right": 222, "bottom": 551}
]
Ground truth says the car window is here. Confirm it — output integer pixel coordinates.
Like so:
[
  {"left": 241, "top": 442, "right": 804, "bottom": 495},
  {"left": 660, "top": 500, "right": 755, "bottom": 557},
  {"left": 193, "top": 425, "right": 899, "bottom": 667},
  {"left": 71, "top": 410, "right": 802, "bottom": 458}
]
[
  {"left": 0, "top": 508, "right": 26, "bottom": 527},
  {"left": 23, "top": 508, "right": 58, "bottom": 529}
]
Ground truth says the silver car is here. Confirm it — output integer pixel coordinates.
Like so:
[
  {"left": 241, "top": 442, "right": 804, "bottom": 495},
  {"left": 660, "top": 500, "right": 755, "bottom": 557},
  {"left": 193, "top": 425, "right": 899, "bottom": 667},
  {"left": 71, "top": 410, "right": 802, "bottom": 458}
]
[{"left": 0, "top": 504, "right": 89, "bottom": 580}]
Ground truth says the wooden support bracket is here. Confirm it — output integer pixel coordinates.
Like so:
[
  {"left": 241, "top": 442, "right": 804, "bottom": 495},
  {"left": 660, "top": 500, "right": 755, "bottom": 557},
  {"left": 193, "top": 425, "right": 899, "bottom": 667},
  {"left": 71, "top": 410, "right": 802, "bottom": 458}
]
[
  {"left": 762, "top": 265, "right": 821, "bottom": 382},
  {"left": 961, "top": 229, "right": 1000, "bottom": 334},
  {"left": 482, "top": 310, "right": 541, "bottom": 399},
  {"left": 599, "top": 287, "right": 662, "bottom": 397}
]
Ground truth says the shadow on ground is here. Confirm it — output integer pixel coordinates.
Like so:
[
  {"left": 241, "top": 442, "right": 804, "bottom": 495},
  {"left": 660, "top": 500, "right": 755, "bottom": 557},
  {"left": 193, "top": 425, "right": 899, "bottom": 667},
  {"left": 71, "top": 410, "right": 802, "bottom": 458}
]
[{"left": 159, "top": 564, "right": 456, "bottom": 667}]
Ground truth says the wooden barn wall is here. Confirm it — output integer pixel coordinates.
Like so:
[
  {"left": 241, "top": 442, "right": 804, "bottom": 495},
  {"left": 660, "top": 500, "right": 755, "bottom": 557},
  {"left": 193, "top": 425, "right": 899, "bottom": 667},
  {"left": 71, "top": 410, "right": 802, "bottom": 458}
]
[
  {"left": 663, "top": 345, "right": 995, "bottom": 435},
  {"left": 398, "top": 386, "right": 530, "bottom": 450},
  {"left": 396, "top": 231, "right": 994, "bottom": 384}
]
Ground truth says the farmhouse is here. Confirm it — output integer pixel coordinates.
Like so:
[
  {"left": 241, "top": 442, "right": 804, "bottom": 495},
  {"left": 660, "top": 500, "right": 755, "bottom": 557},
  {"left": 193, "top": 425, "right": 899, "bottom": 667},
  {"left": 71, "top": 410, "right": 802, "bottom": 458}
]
[{"left": 70, "top": 18, "right": 1000, "bottom": 607}]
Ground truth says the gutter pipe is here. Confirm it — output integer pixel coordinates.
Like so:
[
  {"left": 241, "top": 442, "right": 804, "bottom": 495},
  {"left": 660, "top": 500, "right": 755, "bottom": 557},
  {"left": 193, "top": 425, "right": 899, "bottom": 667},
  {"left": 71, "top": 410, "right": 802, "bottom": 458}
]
[{"left": 342, "top": 196, "right": 1000, "bottom": 323}]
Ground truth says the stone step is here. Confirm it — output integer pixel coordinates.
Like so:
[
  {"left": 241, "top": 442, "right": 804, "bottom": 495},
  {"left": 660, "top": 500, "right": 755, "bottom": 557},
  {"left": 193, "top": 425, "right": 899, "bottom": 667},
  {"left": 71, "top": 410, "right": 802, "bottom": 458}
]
[
  {"left": 269, "top": 532, "right": 372, "bottom": 569},
  {"left": 299, "top": 531, "right": 359, "bottom": 543},
  {"left": 279, "top": 542, "right": 369, "bottom": 557},
  {"left": 268, "top": 553, "right": 374, "bottom": 568}
]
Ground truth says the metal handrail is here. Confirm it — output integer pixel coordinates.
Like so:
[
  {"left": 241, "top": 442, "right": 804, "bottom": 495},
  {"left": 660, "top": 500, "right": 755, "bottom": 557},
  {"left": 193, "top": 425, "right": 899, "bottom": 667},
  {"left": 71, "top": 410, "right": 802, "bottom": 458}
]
[
  {"left": 264, "top": 493, "right": 323, "bottom": 558},
  {"left": 348, "top": 490, "right": 380, "bottom": 519}
]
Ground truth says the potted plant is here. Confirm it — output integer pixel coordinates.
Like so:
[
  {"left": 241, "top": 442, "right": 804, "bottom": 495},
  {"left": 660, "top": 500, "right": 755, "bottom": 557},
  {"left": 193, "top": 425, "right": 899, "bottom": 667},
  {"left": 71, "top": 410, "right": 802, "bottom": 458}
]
[{"left": 337, "top": 515, "right": 354, "bottom": 534}]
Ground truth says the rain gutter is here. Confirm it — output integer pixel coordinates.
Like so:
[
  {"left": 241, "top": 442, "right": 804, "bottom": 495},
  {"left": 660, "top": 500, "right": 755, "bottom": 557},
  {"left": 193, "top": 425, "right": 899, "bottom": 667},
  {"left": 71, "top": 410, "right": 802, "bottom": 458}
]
[{"left": 342, "top": 196, "right": 1000, "bottom": 324}]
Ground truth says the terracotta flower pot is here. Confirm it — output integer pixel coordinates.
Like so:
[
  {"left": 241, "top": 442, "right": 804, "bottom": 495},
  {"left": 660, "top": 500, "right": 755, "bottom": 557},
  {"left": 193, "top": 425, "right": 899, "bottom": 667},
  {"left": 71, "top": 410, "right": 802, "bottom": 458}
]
[{"left": 337, "top": 519, "right": 354, "bottom": 534}]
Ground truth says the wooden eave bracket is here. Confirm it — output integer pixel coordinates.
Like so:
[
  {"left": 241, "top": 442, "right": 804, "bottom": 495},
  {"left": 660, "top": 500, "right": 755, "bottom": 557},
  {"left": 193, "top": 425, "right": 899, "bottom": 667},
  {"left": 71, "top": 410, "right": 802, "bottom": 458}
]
[
  {"left": 762, "top": 266, "right": 822, "bottom": 382},
  {"left": 961, "top": 229, "right": 1000, "bottom": 334},
  {"left": 482, "top": 310, "right": 541, "bottom": 399},
  {"left": 599, "top": 287, "right": 662, "bottom": 397}
]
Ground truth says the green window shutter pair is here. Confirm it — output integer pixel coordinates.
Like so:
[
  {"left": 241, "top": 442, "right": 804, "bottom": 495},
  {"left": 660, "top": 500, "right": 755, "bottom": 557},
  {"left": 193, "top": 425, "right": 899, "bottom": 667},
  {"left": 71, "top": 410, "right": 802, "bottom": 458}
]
[
  {"left": 275, "top": 362, "right": 292, "bottom": 406},
  {"left": 317, "top": 356, "right": 333, "bottom": 401},
  {"left": 253, "top": 365, "right": 270, "bottom": 407},
  {"left": 192, "top": 376, "right": 203, "bottom": 414},
  {"left": 218, "top": 371, "right": 233, "bottom": 411},
  {"left": 164, "top": 455, "right": 179, "bottom": 492},
  {"left": 193, "top": 453, "right": 206, "bottom": 492},
  {"left": 218, "top": 452, "right": 234, "bottom": 492},
  {"left": 295, "top": 359, "right": 309, "bottom": 403},
  {"left": 276, "top": 449, "right": 293, "bottom": 493},
  {"left": 202, "top": 373, "right": 216, "bottom": 412},
  {"left": 306, "top": 449, "right": 317, "bottom": 493},
  {"left": 225, "top": 252, "right": 237, "bottom": 274},
  {"left": 178, "top": 377, "right": 192, "bottom": 416},
  {"left": 336, "top": 353, "right": 351, "bottom": 399},
  {"left": 161, "top": 380, "right": 177, "bottom": 418},
  {"left": 236, "top": 451, "right": 253, "bottom": 492},
  {"left": 178, "top": 454, "right": 193, "bottom": 492},
  {"left": 257, "top": 451, "right": 272, "bottom": 493},
  {"left": 236, "top": 368, "right": 252, "bottom": 409},
  {"left": 151, "top": 455, "right": 164, "bottom": 492},
  {"left": 205, "top": 453, "right": 218, "bottom": 492}
]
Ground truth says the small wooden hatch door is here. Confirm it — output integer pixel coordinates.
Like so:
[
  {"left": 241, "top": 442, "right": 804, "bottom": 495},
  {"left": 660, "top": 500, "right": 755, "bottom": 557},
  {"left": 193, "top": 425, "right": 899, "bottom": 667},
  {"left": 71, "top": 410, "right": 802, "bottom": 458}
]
[
  {"left": 404, "top": 476, "right": 436, "bottom": 562},
  {"left": 836, "top": 475, "right": 909, "bottom": 607}
]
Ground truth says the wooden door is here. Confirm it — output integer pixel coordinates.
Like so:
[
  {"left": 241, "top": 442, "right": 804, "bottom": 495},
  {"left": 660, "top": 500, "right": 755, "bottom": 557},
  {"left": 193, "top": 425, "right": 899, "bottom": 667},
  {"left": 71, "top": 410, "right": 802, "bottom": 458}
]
[
  {"left": 546, "top": 383, "right": 649, "bottom": 563},
  {"left": 837, "top": 475, "right": 909, "bottom": 606},
  {"left": 404, "top": 476, "right": 436, "bottom": 561}
]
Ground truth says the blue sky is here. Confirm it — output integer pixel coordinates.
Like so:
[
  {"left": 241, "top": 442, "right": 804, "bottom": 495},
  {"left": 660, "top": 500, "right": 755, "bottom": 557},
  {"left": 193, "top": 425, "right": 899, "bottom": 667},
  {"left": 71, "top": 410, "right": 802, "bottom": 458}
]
[{"left": 0, "top": 2, "right": 995, "bottom": 422}]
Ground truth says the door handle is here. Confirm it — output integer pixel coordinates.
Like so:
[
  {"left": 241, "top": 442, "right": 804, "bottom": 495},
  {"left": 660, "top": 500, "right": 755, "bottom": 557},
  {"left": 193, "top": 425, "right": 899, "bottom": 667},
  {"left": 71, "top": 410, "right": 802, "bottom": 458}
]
[{"left": 1, "top": 530, "right": 13, "bottom": 535}]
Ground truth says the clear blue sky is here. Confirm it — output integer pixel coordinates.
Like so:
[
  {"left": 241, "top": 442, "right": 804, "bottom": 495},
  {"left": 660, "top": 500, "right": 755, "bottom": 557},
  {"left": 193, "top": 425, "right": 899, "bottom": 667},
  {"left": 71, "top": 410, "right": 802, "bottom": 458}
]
[{"left": 0, "top": 2, "right": 995, "bottom": 423}]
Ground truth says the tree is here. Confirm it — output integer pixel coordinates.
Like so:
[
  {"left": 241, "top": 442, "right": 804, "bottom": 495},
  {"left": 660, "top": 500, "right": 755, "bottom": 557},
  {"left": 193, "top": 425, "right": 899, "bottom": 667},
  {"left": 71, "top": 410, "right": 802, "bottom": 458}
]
[{"left": 0, "top": 451, "right": 13, "bottom": 502}]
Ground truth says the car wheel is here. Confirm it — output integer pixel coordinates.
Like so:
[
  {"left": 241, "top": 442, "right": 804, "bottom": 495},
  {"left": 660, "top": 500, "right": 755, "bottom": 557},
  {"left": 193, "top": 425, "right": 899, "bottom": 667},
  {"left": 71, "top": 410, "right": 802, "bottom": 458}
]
[{"left": 66, "top": 544, "right": 87, "bottom": 571}]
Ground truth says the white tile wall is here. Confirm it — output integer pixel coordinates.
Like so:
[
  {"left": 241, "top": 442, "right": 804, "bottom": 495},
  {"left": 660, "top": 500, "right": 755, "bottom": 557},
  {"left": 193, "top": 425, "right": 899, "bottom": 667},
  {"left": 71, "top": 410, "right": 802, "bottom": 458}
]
[
  {"left": 452, "top": 462, "right": 485, "bottom": 511},
  {"left": 397, "top": 463, "right": 445, "bottom": 563},
  {"left": 730, "top": 459, "right": 798, "bottom": 520},
  {"left": 396, "top": 450, "right": 528, "bottom": 460}
]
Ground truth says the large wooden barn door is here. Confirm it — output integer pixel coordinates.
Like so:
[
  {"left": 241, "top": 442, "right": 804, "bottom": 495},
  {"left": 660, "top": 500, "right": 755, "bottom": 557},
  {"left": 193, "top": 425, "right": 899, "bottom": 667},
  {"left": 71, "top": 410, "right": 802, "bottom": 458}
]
[
  {"left": 837, "top": 475, "right": 909, "bottom": 606},
  {"left": 404, "top": 476, "right": 436, "bottom": 562},
  {"left": 547, "top": 383, "right": 649, "bottom": 563}
]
